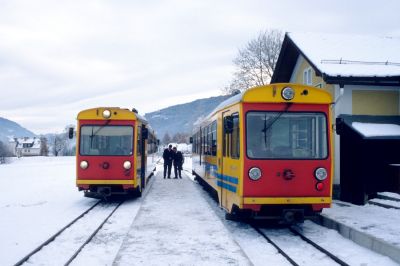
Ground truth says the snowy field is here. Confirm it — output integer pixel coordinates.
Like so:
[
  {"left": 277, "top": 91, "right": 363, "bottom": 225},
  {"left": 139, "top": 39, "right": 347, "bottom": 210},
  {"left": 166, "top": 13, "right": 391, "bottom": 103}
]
[
  {"left": 1, "top": 156, "right": 399, "bottom": 265},
  {"left": 0, "top": 157, "right": 97, "bottom": 265}
]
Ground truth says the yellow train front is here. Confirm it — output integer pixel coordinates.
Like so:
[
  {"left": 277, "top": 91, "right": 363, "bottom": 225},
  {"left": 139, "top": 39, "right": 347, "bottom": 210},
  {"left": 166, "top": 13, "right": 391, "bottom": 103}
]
[
  {"left": 74, "top": 107, "right": 158, "bottom": 198},
  {"left": 192, "top": 84, "right": 333, "bottom": 223}
]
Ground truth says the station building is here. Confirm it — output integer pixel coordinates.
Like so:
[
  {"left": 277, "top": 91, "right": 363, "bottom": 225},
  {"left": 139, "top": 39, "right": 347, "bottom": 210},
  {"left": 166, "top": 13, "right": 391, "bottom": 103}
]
[{"left": 271, "top": 32, "right": 400, "bottom": 203}]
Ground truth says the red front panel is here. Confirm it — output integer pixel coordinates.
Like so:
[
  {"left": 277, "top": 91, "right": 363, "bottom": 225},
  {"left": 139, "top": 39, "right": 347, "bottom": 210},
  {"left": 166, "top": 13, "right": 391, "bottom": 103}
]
[
  {"left": 77, "top": 120, "right": 135, "bottom": 181},
  {"left": 243, "top": 103, "right": 332, "bottom": 197}
]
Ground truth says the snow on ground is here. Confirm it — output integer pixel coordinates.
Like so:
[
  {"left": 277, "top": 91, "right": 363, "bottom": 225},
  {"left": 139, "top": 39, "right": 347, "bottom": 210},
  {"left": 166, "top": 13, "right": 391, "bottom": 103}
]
[
  {"left": 71, "top": 199, "right": 143, "bottom": 266},
  {"left": 0, "top": 156, "right": 97, "bottom": 266},
  {"left": 297, "top": 221, "right": 398, "bottom": 265},
  {"left": 24, "top": 202, "right": 120, "bottom": 265},
  {"left": 184, "top": 157, "right": 400, "bottom": 265},
  {"left": 322, "top": 201, "right": 400, "bottom": 248},
  {"left": 2, "top": 156, "right": 400, "bottom": 266},
  {"left": 114, "top": 168, "right": 250, "bottom": 266}
]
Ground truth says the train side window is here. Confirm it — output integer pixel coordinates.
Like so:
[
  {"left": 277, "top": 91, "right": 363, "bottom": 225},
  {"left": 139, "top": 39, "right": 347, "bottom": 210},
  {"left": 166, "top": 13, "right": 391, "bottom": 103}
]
[
  {"left": 231, "top": 114, "right": 240, "bottom": 159},
  {"left": 207, "top": 123, "right": 213, "bottom": 155},
  {"left": 137, "top": 126, "right": 142, "bottom": 156},
  {"left": 202, "top": 128, "right": 206, "bottom": 155},
  {"left": 211, "top": 121, "right": 217, "bottom": 156}
]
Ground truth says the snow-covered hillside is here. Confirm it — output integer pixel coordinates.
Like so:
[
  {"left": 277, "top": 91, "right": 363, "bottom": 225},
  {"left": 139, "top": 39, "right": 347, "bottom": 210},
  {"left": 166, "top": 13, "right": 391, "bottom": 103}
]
[
  {"left": 145, "top": 95, "right": 230, "bottom": 138},
  {"left": 0, "top": 117, "right": 36, "bottom": 142}
]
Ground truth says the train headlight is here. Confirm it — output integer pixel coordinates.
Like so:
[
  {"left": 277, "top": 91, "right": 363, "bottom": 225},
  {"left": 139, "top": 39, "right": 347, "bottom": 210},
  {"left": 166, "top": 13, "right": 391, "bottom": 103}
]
[
  {"left": 314, "top": 167, "right": 327, "bottom": 181},
  {"left": 249, "top": 167, "right": 262, "bottom": 181},
  {"left": 281, "top": 87, "right": 295, "bottom": 101},
  {"left": 103, "top": 109, "right": 111, "bottom": 119},
  {"left": 123, "top": 161, "right": 132, "bottom": 170},
  {"left": 80, "top": 160, "right": 89, "bottom": 169}
]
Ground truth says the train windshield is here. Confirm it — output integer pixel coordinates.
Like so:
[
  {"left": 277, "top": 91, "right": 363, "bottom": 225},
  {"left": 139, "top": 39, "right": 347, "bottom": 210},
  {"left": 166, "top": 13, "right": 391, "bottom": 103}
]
[
  {"left": 80, "top": 125, "right": 134, "bottom": 156},
  {"left": 246, "top": 112, "right": 328, "bottom": 159}
]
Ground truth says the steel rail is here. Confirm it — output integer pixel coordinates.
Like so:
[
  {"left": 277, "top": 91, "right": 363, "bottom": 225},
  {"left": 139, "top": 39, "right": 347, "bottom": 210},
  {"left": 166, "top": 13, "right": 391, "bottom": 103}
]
[
  {"left": 368, "top": 200, "right": 400, "bottom": 210},
  {"left": 289, "top": 226, "right": 350, "bottom": 266},
  {"left": 64, "top": 201, "right": 124, "bottom": 265},
  {"left": 251, "top": 225, "right": 299, "bottom": 266},
  {"left": 14, "top": 200, "right": 102, "bottom": 266}
]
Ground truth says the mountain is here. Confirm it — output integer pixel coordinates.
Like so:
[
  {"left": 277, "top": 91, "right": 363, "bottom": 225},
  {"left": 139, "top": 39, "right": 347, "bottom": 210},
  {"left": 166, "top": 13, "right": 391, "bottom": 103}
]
[
  {"left": 0, "top": 117, "right": 36, "bottom": 142},
  {"left": 144, "top": 95, "right": 230, "bottom": 140}
]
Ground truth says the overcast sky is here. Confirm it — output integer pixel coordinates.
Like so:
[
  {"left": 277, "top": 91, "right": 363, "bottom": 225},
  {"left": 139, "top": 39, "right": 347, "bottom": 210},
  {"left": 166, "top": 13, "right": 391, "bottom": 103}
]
[{"left": 1, "top": 0, "right": 399, "bottom": 134}]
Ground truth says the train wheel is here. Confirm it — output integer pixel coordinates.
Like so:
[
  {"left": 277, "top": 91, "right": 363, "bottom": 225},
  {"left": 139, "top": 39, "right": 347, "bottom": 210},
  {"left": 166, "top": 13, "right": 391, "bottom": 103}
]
[
  {"left": 135, "top": 186, "right": 142, "bottom": 197},
  {"left": 225, "top": 205, "right": 252, "bottom": 221},
  {"left": 225, "top": 205, "right": 240, "bottom": 221}
]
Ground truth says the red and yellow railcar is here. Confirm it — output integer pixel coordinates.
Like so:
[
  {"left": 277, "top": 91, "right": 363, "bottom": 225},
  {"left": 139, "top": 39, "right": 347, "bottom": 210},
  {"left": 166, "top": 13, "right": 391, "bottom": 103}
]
[
  {"left": 74, "top": 107, "right": 158, "bottom": 198},
  {"left": 191, "top": 84, "right": 333, "bottom": 222}
]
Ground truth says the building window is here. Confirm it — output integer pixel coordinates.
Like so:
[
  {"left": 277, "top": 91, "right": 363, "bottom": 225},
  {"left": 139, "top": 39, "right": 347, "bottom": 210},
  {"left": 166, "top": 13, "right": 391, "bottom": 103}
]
[{"left": 303, "top": 68, "right": 312, "bottom": 85}]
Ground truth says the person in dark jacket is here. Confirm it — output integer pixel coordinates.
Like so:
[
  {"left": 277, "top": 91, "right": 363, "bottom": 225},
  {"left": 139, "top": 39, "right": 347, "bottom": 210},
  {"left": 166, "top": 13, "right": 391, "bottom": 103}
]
[
  {"left": 173, "top": 146, "right": 184, "bottom": 179},
  {"left": 163, "top": 144, "right": 174, "bottom": 179}
]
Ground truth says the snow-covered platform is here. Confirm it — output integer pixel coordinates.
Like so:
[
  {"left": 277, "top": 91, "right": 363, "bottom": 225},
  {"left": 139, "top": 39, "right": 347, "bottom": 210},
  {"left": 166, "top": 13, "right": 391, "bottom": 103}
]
[
  {"left": 113, "top": 171, "right": 250, "bottom": 265},
  {"left": 319, "top": 200, "right": 400, "bottom": 264}
]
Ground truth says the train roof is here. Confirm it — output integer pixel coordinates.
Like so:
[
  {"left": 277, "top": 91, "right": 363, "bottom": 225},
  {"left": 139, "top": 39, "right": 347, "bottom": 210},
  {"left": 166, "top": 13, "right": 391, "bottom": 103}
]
[
  {"left": 211, "top": 83, "right": 332, "bottom": 116},
  {"left": 77, "top": 107, "right": 148, "bottom": 124}
]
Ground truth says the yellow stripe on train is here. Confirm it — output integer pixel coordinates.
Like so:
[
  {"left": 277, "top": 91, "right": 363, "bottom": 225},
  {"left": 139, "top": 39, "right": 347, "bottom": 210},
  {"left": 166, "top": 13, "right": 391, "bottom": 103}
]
[
  {"left": 244, "top": 197, "right": 332, "bottom": 204},
  {"left": 76, "top": 180, "right": 135, "bottom": 185}
]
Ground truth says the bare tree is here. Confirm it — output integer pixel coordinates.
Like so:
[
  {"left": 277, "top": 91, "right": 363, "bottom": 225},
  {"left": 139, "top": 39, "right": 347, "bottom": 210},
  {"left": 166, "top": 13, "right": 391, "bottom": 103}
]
[
  {"left": 162, "top": 132, "right": 171, "bottom": 145},
  {"left": 172, "top": 132, "right": 190, "bottom": 143},
  {"left": 40, "top": 137, "right": 49, "bottom": 156},
  {"left": 223, "top": 29, "right": 283, "bottom": 94},
  {"left": 53, "top": 135, "right": 66, "bottom": 156},
  {"left": 0, "top": 141, "right": 12, "bottom": 163}
]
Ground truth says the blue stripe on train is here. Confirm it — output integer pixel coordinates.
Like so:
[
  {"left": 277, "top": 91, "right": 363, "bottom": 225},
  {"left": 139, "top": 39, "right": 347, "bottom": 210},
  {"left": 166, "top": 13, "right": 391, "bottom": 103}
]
[
  {"left": 216, "top": 180, "right": 237, "bottom": 193},
  {"left": 204, "top": 162, "right": 239, "bottom": 185},
  {"left": 203, "top": 161, "right": 239, "bottom": 192}
]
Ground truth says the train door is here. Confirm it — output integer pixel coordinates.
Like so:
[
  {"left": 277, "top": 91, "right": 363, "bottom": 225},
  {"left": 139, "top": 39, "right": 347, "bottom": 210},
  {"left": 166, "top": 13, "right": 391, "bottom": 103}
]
[
  {"left": 136, "top": 125, "right": 142, "bottom": 191},
  {"left": 221, "top": 111, "right": 232, "bottom": 209},
  {"left": 140, "top": 125, "right": 148, "bottom": 190}
]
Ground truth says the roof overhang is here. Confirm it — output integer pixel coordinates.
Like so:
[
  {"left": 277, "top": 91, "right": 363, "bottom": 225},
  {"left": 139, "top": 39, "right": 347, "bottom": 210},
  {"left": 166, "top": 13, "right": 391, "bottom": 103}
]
[{"left": 271, "top": 33, "right": 400, "bottom": 87}]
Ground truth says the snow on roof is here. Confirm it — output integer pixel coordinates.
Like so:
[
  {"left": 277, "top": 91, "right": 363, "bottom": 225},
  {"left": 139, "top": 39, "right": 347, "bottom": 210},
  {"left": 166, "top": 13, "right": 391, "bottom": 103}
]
[
  {"left": 352, "top": 122, "right": 400, "bottom": 137},
  {"left": 288, "top": 32, "right": 400, "bottom": 77},
  {"left": 16, "top": 137, "right": 41, "bottom": 149}
]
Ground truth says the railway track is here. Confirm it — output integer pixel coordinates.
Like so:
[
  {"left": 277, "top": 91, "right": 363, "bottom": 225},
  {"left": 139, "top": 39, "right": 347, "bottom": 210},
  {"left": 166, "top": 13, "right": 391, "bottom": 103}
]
[
  {"left": 252, "top": 224, "right": 350, "bottom": 266},
  {"left": 368, "top": 198, "right": 400, "bottom": 210},
  {"left": 14, "top": 200, "right": 124, "bottom": 266}
]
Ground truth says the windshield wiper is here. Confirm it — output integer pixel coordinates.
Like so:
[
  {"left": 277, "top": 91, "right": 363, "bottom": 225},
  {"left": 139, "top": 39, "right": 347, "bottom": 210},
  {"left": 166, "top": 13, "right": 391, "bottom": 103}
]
[
  {"left": 261, "top": 103, "right": 292, "bottom": 145},
  {"left": 90, "top": 120, "right": 111, "bottom": 148}
]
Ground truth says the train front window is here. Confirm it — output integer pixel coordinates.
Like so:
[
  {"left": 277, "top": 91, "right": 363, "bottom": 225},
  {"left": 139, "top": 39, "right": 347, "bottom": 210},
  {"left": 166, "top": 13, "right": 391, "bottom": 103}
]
[
  {"left": 246, "top": 112, "right": 328, "bottom": 159},
  {"left": 80, "top": 126, "right": 133, "bottom": 156}
]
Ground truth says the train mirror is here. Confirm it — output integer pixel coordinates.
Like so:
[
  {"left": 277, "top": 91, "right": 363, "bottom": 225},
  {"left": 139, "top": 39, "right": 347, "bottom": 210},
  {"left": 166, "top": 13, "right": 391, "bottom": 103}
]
[
  {"left": 224, "top": 116, "right": 234, "bottom": 134},
  {"left": 189, "top": 137, "right": 193, "bottom": 143},
  {"left": 68, "top": 127, "right": 74, "bottom": 139},
  {"left": 142, "top": 127, "right": 149, "bottom": 140}
]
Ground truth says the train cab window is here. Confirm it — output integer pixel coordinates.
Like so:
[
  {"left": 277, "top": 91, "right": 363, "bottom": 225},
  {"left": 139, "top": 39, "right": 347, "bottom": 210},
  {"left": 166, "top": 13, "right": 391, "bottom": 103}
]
[
  {"left": 246, "top": 112, "right": 328, "bottom": 159},
  {"left": 80, "top": 125, "right": 133, "bottom": 156},
  {"left": 231, "top": 114, "right": 240, "bottom": 159}
]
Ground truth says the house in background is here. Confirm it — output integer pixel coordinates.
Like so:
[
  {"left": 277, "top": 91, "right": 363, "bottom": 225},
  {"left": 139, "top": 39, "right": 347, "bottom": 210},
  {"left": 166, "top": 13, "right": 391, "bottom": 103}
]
[
  {"left": 271, "top": 32, "right": 400, "bottom": 203},
  {"left": 15, "top": 137, "right": 41, "bottom": 157}
]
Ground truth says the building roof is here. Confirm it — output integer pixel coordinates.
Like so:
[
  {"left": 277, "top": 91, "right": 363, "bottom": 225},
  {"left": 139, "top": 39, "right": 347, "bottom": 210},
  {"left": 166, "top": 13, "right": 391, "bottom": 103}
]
[
  {"left": 337, "top": 115, "right": 400, "bottom": 140},
  {"left": 16, "top": 137, "right": 41, "bottom": 149},
  {"left": 272, "top": 32, "right": 400, "bottom": 86}
]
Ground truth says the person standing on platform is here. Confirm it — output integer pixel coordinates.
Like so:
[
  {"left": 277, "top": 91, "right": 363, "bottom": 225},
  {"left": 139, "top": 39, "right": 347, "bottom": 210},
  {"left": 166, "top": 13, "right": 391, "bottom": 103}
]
[
  {"left": 163, "top": 144, "right": 174, "bottom": 179},
  {"left": 173, "top": 146, "right": 184, "bottom": 179}
]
